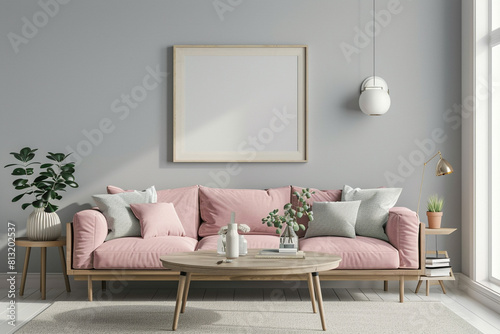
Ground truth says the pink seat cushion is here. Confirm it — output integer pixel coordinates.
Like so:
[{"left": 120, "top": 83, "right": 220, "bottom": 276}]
[
  {"left": 130, "top": 203, "right": 186, "bottom": 238},
  {"left": 196, "top": 234, "right": 281, "bottom": 250},
  {"left": 299, "top": 236, "right": 399, "bottom": 269},
  {"left": 198, "top": 186, "right": 291, "bottom": 237},
  {"left": 93, "top": 236, "right": 198, "bottom": 269},
  {"left": 107, "top": 185, "right": 200, "bottom": 240},
  {"left": 291, "top": 186, "right": 342, "bottom": 237}
]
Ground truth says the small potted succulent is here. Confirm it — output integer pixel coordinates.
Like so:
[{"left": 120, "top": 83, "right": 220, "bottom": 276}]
[
  {"left": 426, "top": 194, "right": 444, "bottom": 229},
  {"left": 5, "top": 147, "right": 79, "bottom": 240},
  {"left": 262, "top": 188, "right": 315, "bottom": 249}
]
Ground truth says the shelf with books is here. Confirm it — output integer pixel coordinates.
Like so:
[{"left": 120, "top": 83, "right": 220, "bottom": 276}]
[{"left": 415, "top": 228, "right": 457, "bottom": 296}]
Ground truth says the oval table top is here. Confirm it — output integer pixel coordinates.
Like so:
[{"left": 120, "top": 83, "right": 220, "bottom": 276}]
[{"left": 160, "top": 249, "right": 341, "bottom": 276}]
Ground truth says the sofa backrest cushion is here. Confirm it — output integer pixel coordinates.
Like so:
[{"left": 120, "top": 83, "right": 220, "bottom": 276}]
[
  {"left": 108, "top": 185, "right": 200, "bottom": 239},
  {"left": 198, "top": 186, "right": 291, "bottom": 237},
  {"left": 291, "top": 186, "right": 342, "bottom": 237}
]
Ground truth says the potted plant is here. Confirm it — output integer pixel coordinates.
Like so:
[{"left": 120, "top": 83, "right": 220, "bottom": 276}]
[
  {"left": 4, "top": 147, "right": 79, "bottom": 240},
  {"left": 262, "top": 188, "right": 315, "bottom": 249},
  {"left": 426, "top": 194, "right": 444, "bottom": 229}
]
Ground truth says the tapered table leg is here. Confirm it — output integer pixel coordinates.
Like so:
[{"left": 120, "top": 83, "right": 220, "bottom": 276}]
[
  {"left": 312, "top": 272, "right": 327, "bottom": 331},
  {"left": 426, "top": 280, "right": 430, "bottom": 296},
  {"left": 20, "top": 247, "right": 31, "bottom": 296},
  {"left": 415, "top": 280, "right": 423, "bottom": 293},
  {"left": 41, "top": 247, "right": 46, "bottom": 300},
  {"left": 58, "top": 246, "right": 71, "bottom": 292},
  {"left": 307, "top": 273, "right": 317, "bottom": 313},
  {"left": 181, "top": 272, "right": 191, "bottom": 313},
  {"left": 438, "top": 280, "right": 447, "bottom": 294},
  {"left": 172, "top": 272, "right": 187, "bottom": 331}
]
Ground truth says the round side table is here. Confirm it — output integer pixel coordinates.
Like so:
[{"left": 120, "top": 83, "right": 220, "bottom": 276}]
[{"left": 15, "top": 237, "right": 71, "bottom": 300}]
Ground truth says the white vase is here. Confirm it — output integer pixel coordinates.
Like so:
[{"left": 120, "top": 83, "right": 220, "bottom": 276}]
[
  {"left": 27, "top": 207, "right": 61, "bottom": 241},
  {"left": 239, "top": 235, "right": 247, "bottom": 256},
  {"left": 225, "top": 223, "right": 239, "bottom": 259}
]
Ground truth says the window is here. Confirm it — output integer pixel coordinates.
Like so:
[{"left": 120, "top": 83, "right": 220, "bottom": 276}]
[{"left": 490, "top": 0, "right": 500, "bottom": 284}]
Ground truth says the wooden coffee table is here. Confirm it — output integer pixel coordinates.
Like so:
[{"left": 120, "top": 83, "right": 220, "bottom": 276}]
[{"left": 160, "top": 249, "right": 341, "bottom": 331}]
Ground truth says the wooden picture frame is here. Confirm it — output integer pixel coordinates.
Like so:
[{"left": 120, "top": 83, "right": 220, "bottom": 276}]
[{"left": 173, "top": 45, "right": 308, "bottom": 162}]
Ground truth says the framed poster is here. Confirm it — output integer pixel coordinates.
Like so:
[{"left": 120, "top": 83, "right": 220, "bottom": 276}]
[{"left": 173, "top": 45, "right": 307, "bottom": 162}]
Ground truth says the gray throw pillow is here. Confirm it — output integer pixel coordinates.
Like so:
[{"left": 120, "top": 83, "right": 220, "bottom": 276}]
[
  {"left": 341, "top": 185, "right": 402, "bottom": 241},
  {"left": 304, "top": 201, "right": 361, "bottom": 239},
  {"left": 93, "top": 186, "right": 157, "bottom": 241}
]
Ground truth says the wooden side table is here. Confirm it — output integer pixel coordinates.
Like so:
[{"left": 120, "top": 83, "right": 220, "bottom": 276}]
[
  {"left": 415, "top": 227, "right": 457, "bottom": 296},
  {"left": 16, "top": 237, "right": 71, "bottom": 300}
]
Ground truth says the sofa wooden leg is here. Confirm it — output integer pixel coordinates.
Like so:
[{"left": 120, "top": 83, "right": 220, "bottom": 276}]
[
  {"left": 102, "top": 281, "right": 106, "bottom": 291},
  {"left": 88, "top": 276, "right": 93, "bottom": 301},
  {"left": 384, "top": 280, "right": 388, "bottom": 291},
  {"left": 399, "top": 277, "right": 404, "bottom": 303}
]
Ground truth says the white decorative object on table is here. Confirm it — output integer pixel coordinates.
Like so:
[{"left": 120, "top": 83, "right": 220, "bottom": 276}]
[
  {"left": 225, "top": 212, "right": 239, "bottom": 259},
  {"left": 239, "top": 235, "right": 248, "bottom": 256},
  {"left": 217, "top": 218, "right": 250, "bottom": 256}
]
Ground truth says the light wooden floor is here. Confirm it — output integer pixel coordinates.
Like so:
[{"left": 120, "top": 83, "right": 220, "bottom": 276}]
[{"left": 2, "top": 280, "right": 500, "bottom": 334}]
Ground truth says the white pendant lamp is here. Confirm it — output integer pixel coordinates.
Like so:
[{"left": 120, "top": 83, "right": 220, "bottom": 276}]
[{"left": 359, "top": 0, "right": 391, "bottom": 116}]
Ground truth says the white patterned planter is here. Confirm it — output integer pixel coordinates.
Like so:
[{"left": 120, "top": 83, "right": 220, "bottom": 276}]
[{"left": 27, "top": 207, "right": 61, "bottom": 241}]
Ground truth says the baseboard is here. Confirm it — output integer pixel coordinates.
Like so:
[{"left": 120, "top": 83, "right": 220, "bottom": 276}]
[{"left": 456, "top": 273, "right": 500, "bottom": 314}]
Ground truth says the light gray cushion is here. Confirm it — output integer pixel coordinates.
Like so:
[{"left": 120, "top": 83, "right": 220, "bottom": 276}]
[
  {"left": 93, "top": 186, "right": 157, "bottom": 241},
  {"left": 304, "top": 201, "right": 361, "bottom": 239},
  {"left": 341, "top": 185, "right": 402, "bottom": 241}
]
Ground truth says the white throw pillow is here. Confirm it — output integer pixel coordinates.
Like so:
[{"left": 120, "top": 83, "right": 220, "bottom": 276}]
[{"left": 341, "top": 185, "right": 402, "bottom": 241}]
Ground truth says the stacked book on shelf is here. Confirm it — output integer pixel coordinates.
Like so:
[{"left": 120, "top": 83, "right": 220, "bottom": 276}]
[
  {"left": 425, "top": 257, "right": 451, "bottom": 276},
  {"left": 256, "top": 248, "right": 305, "bottom": 259}
]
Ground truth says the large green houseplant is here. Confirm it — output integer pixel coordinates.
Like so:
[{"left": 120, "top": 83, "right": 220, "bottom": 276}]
[{"left": 5, "top": 147, "right": 79, "bottom": 240}]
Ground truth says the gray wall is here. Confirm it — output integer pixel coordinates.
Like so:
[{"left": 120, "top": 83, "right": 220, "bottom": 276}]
[{"left": 0, "top": 0, "right": 462, "bottom": 274}]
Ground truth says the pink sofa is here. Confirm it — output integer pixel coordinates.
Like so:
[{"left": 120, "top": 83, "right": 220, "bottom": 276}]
[{"left": 66, "top": 185, "right": 425, "bottom": 302}]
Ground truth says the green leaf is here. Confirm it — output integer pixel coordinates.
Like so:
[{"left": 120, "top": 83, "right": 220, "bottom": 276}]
[
  {"left": 299, "top": 224, "right": 306, "bottom": 231},
  {"left": 45, "top": 203, "right": 58, "bottom": 213},
  {"left": 26, "top": 168, "right": 34, "bottom": 175},
  {"left": 276, "top": 229, "right": 281, "bottom": 235},
  {"left": 293, "top": 224, "right": 299, "bottom": 232},
  {"left": 12, "top": 193, "right": 25, "bottom": 202},
  {"left": 54, "top": 183, "right": 66, "bottom": 190},
  {"left": 4, "top": 163, "right": 19, "bottom": 168},
  {"left": 12, "top": 153, "right": 23, "bottom": 161},
  {"left": 267, "top": 222, "right": 272, "bottom": 227},
  {"left": 33, "top": 175, "right": 48, "bottom": 183},
  {"left": 21, "top": 203, "right": 31, "bottom": 210},
  {"left": 61, "top": 172, "right": 74, "bottom": 181},
  {"left": 32, "top": 200, "right": 44, "bottom": 208},
  {"left": 42, "top": 191, "right": 51, "bottom": 201},
  {"left": 296, "top": 212, "right": 303, "bottom": 218},
  {"left": 15, "top": 185, "right": 30, "bottom": 190},
  {"left": 12, "top": 168, "right": 26, "bottom": 175},
  {"left": 65, "top": 181, "right": 79, "bottom": 188},
  {"left": 13, "top": 178, "right": 28, "bottom": 187},
  {"left": 40, "top": 163, "right": 53, "bottom": 168}
]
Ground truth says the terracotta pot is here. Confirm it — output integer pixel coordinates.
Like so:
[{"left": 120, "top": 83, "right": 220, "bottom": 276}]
[{"left": 426, "top": 211, "right": 443, "bottom": 229}]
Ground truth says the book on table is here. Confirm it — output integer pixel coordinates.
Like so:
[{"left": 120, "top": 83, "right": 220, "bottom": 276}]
[
  {"left": 425, "top": 266, "right": 451, "bottom": 277},
  {"left": 256, "top": 249, "right": 305, "bottom": 259},
  {"left": 278, "top": 247, "right": 298, "bottom": 254},
  {"left": 426, "top": 257, "right": 451, "bottom": 265}
]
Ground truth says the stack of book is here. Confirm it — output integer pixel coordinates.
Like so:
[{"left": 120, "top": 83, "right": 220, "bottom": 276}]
[
  {"left": 425, "top": 257, "right": 451, "bottom": 276},
  {"left": 256, "top": 248, "right": 305, "bottom": 259}
]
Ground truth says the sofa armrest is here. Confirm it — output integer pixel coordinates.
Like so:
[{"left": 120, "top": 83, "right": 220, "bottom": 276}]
[
  {"left": 72, "top": 209, "right": 108, "bottom": 269},
  {"left": 386, "top": 207, "right": 419, "bottom": 269}
]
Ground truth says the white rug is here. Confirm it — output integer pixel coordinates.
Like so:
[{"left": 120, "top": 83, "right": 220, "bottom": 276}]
[{"left": 15, "top": 301, "right": 482, "bottom": 334}]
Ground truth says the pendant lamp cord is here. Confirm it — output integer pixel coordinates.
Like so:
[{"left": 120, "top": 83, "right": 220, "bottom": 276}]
[{"left": 373, "top": 0, "right": 376, "bottom": 86}]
